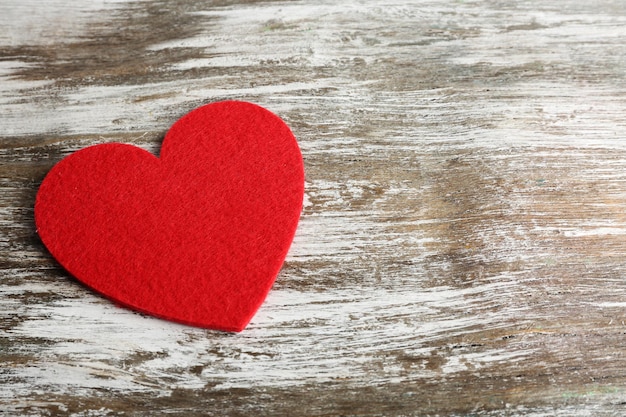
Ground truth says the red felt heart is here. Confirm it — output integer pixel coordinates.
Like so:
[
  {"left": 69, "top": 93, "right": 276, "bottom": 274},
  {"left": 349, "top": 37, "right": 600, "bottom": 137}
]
[{"left": 35, "top": 101, "right": 304, "bottom": 332}]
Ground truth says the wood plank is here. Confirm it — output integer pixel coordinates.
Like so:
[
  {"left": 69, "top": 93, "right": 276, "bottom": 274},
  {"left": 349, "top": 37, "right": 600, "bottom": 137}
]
[{"left": 1, "top": 0, "right": 625, "bottom": 415}]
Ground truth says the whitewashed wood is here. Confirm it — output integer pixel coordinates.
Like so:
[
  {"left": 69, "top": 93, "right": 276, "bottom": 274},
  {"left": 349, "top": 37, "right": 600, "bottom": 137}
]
[{"left": 1, "top": 0, "right": 626, "bottom": 415}]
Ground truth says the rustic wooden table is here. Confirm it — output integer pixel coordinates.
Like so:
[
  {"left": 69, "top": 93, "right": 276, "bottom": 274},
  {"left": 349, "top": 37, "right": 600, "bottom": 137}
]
[{"left": 1, "top": 1, "right": 625, "bottom": 416}]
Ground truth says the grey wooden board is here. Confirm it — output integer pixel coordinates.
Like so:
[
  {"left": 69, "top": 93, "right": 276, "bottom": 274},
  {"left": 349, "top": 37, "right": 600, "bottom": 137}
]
[{"left": 1, "top": 0, "right": 625, "bottom": 415}]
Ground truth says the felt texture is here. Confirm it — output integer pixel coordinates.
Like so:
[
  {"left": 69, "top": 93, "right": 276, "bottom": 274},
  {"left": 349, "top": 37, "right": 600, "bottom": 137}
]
[{"left": 34, "top": 101, "right": 304, "bottom": 332}]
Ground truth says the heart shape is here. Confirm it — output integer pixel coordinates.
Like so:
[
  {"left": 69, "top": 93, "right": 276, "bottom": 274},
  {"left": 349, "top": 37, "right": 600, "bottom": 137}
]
[{"left": 35, "top": 101, "right": 304, "bottom": 332}]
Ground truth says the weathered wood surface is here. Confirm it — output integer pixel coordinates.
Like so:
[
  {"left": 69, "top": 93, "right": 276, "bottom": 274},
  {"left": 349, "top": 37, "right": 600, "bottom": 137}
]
[{"left": 1, "top": 0, "right": 626, "bottom": 415}]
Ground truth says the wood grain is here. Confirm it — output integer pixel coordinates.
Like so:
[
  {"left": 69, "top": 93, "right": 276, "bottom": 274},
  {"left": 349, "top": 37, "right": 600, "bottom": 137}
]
[{"left": 1, "top": 0, "right": 626, "bottom": 415}]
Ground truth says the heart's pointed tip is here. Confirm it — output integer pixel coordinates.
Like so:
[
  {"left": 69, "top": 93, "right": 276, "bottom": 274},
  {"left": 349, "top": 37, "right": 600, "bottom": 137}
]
[
  {"left": 223, "top": 315, "right": 253, "bottom": 333},
  {"left": 164, "top": 309, "right": 253, "bottom": 333},
  {"left": 231, "top": 325, "right": 247, "bottom": 333},
  {"left": 200, "top": 320, "right": 248, "bottom": 333}
]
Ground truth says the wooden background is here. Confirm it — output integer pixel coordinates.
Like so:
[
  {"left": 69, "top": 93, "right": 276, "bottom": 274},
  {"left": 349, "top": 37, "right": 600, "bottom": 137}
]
[{"left": 1, "top": 0, "right": 625, "bottom": 415}]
